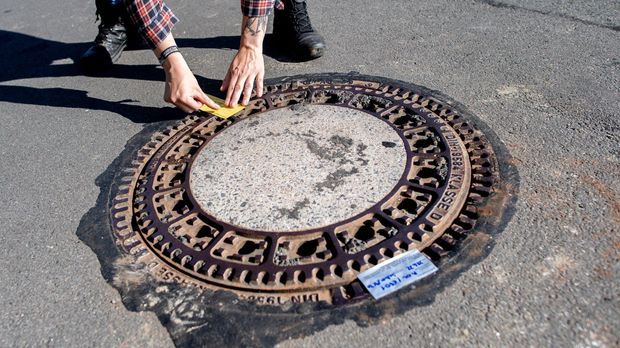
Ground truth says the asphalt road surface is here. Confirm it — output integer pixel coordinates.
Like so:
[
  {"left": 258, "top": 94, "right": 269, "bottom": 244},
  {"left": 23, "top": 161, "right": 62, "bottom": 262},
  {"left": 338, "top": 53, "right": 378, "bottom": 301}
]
[{"left": 0, "top": 0, "right": 618, "bottom": 346}]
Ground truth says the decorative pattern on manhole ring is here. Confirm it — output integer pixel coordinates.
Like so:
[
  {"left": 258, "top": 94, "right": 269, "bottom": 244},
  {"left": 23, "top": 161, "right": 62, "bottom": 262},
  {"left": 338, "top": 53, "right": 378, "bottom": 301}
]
[{"left": 111, "top": 74, "right": 499, "bottom": 306}]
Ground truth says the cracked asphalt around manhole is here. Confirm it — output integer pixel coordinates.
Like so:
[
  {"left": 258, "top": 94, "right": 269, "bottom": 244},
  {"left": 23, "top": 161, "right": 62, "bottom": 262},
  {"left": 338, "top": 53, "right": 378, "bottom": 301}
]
[{"left": 0, "top": 0, "right": 618, "bottom": 346}]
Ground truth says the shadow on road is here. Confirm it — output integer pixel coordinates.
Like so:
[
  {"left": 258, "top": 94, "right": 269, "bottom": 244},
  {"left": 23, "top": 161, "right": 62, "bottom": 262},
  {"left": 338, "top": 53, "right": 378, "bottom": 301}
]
[{"left": 0, "top": 29, "right": 288, "bottom": 123}]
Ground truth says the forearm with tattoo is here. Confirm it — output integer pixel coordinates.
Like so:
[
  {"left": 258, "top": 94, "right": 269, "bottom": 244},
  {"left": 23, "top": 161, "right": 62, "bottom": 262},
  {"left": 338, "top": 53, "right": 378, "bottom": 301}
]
[
  {"left": 240, "top": 15, "right": 267, "bottom": 50},
  {"left": 244, "top": 16, "right": 268, "bottom": 36}
]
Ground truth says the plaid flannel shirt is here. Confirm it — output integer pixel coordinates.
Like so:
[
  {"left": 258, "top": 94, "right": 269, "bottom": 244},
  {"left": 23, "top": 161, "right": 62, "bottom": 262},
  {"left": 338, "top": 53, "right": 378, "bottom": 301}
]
[{"left": 127, "top": 0, "right": 284, "bottom": 49}]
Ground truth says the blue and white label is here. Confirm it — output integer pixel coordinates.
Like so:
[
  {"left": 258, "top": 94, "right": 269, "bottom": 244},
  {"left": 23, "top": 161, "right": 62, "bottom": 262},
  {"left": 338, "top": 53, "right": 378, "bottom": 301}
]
[{"left": 357, "top": 250, "right": 438, "bottom": 299}]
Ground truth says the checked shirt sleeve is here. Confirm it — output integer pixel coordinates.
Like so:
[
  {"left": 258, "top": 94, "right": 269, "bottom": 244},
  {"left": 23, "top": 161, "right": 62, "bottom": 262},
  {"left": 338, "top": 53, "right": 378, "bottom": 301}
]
[
  {"left": 241, "top": 0, "right": 283, "bottom": 17},
  {"left": 126, "top": 0, "right": 179, "bottom": 49}
]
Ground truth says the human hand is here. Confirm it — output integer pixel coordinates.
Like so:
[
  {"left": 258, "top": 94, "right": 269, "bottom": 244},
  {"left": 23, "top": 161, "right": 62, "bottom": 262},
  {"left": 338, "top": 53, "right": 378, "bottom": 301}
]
[
  {"left": 220, "top": 46, "right": 265, "bottom": 107},
  {"left": 163, "top": 53, "right": 219, "bottom": 113}
]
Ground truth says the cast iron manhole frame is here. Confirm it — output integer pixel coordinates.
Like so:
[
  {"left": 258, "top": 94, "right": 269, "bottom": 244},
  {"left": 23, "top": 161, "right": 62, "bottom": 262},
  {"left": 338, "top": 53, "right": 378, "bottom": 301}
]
[{"left": 109, "top": 73, "right": 508, "bottom": 308}]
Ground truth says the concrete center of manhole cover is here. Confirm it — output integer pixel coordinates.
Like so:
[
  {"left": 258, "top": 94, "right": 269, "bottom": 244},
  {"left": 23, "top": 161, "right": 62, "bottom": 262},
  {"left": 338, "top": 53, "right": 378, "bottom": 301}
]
[{"left": 189, "top": 104, "right": 407, "bottom": 232}]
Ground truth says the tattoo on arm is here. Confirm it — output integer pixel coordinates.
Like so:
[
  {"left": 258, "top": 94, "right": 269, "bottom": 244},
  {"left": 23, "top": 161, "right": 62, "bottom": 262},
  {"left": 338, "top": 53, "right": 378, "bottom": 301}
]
[{"left": 245, "top": 16, "right": 268, "bottom": 36}]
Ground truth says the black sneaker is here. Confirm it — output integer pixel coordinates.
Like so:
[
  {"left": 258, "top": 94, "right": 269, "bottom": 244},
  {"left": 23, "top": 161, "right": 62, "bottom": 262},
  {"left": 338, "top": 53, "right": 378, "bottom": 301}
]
[
  {"left": 80, "top": 15, "right": 128, "bottom": 72},
  {"left": 273, "top": 0, "right": 326, "bottom": 60}
]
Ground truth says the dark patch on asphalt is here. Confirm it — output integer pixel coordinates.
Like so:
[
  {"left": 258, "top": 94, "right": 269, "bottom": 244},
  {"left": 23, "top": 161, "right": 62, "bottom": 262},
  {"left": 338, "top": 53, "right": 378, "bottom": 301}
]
[
  {"left": 356, "top": 143, "right": 368, "bottom": 155},
  {"left": 315, "top": 167, "right": 360, "bottom": 191},
  {"left": 304, "top": 135, "right": 360, "bottom": 166},
  {"left": 330, "top": 134, "right": 354, "bottom": 148},
  {"left": 300, "top": 129, "right": 317, "bottom": 138},
  {"left": 305, "top": 139, "right": 347, "bottom": 163},
  {"left": 475, "top": 0, "right": 620, "bottom": 32},
  {"left": 356, "top": 144, "right": 369, "bottom": 166},
  {"left": 382, "top": 141, "right": 397, "bottom": 148},
  {"left": 290, "top": 103, "right": 304, "bottom": 111},
  {"left": 275, "top": 198, "right": 311, "bottom": 220},
  {"left": 76, "top": 73, "right": 520, "bottom": 348}
]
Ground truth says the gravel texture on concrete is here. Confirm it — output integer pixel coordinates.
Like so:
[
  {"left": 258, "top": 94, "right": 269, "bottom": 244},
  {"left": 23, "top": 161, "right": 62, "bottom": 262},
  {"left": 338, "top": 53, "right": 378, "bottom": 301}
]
[{"left": 0, "top": 0, "right": 618, "bottom": 347}]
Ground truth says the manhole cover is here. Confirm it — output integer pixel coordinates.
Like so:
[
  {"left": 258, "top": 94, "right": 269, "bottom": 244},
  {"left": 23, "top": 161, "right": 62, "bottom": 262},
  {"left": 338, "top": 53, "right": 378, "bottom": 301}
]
[{"left": 111, "top": 74, "right": 501, "bottom": 306}]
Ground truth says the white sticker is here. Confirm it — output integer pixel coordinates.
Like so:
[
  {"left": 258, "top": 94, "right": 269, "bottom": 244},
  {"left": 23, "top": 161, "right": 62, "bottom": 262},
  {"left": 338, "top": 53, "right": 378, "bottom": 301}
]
[{"left": 357, "top": 250, "right": 438, "bottom": 299}]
